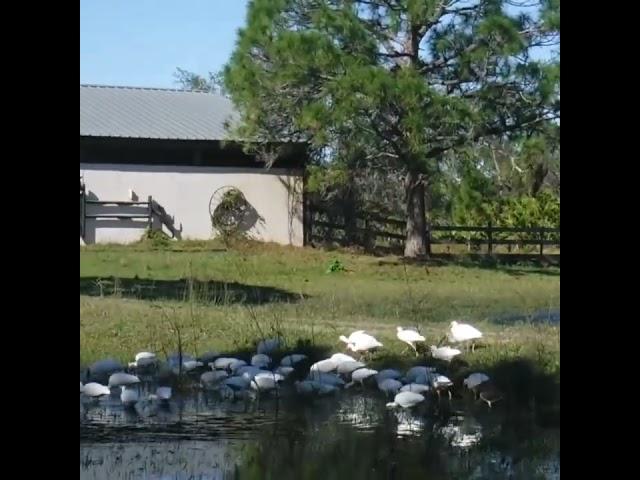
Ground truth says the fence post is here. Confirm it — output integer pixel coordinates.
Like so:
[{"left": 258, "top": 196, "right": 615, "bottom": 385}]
[
  {"left": 539, "top": 227, "right": 544, "bottom": 257},
  {"left": 147, "top": 195, "right": 153, "bottom": 230},
  {"left": 487, "top": 221, "right": 493, "bottom": 256},
  {"left": 80, "top": 181, "right": 86, "bottom": 238}
]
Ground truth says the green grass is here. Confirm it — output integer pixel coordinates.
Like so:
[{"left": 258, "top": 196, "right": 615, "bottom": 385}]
[{"left": 80, "top": 239, "right": 559, "bottom": 405}]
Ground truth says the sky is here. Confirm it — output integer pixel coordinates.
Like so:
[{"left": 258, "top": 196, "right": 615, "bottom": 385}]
[
  {"left": 80, "top": 0, "right": 249, "bottom": 88},
  {"left": 80, "top": 0, "right": 556, "bottom": 89}
]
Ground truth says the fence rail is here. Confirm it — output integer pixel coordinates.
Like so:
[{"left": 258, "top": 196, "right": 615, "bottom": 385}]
[
  {"left": 308, "top": 204, "right": 560, "bottom": 257},
  {"left": 80, "top": 195, "right": 183, "bottom": 239}
]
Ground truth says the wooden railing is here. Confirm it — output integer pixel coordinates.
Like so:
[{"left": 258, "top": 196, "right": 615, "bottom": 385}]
[
  {"left": 80, "top": 195, "right": 183, "bottom": 239},
  {"left": 308, "top": 204, "right": 560, "bottom": 257}
]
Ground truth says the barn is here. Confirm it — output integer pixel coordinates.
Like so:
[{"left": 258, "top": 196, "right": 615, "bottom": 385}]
[{"left": 80, "top": 85, "right": 307, "bottom": 246}]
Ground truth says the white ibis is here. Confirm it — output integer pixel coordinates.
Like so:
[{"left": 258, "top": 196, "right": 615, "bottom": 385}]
[
  {"left": 108, "top": 373, "right": 141, "bottom": 389},
  {"left": 431, "top": 374, "right": 454, "bottom": 400},
  {"left": 386, "top": 391, "right": 425, "bottom": 409},
  {"left": 337, "top": 360, "right": 366, "bottom": 376},
  {"left": 251, "top": 354, "right": 271, "bottom": 368},
  {"left": 120, "top": 385, "right": 139, "bottom": 407},
  {"left": 400, "top": 383, "right": 431, "bottom": 394},
  {"left": 448, "top": 321, "right": 483, "bottom": 351},
  {"left": 396, "top": 327, "right": 426, "bottom": 355},
  {"left": 341, "top": 332, "right": 383, "bottom": 356},
  {"left": 310, "top": 358, "right": 338, "bottom": 373},
  {"left": 430, "top": 345, "right": 462, "bottom": 362},
  {"left": 211, "top": 357, "right": 242, "bottom": 371},
  {"left": 306, "top": 371, "right": 345, "bottom": 387},
  {"left": 82, "top": 382, "right": 111, "bottom": 398},
  {"left": 201, "top": 370, "right": 229, "bottom": 388},
  {"left": 155, "top": 386, "right": 172, "bottom": 401},
  {"left": 376, "top": 369, "right": 403, "bottom": 382},
  {"left": 345, "top": 368, "right": 378, "bottom": 388},
  {"left": 330, "top": 353, "right": 357, "bottom": 363},
  {"left": 377, "top": 378, "right": 403, "bottom": 397},
  {"left": 463, "top": 373, "right": 490, "bottom": 399},
  {"left": 279, "top": 354, "right": 308, "bottom": 367}
]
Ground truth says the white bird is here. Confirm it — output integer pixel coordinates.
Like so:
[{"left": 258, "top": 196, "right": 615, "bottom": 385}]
[
  {"left": 239, "top": 366, "right": 268, "bottom": 382},
  {"left": 120, "top": 385, "right": 139, "bottom": 406},
  {"left": 222, "top": 376, "right": 251, "bottom": 391},
  {"left": 250, "top": 372, "right": 285, "bottom": 393},
  {"left": 275, "top": 366, "right": 295, "bottom": 378},
  {"left": 346, "top": 368, "right": 378, "bottom": 388},
  {"left": 201, "top": 370, "right": 229, "bottom": 388},
  {"left": 257, "top": 338, "right": 282, "bottom": 355},
  {"left": 400, "top": 383, "right": 431, "bottom": 394},
  {"left": 430, "top": 345, "right": 462, "bottom": 362},
  {"left": 129, "top": 352, "right": 157, "bottom": 370},
  {"left": 228, "top": 359, "right": 248, "bottom": 374},
  {"left": 212, "top": 357, "right": 241, "bottom": 371},
  {"left": 330, "top": 353, "right": 357, "bottom": 363},
  {"left": 182, "top": 360, "right": 204, "bottom": 371},
  {"left": 251, "top": 354, "right": 271, "bottom": 368},
  {"left": 80, "top": 382, "right": 84, "bottom": 394},
  {"left": 135, "top": 351, "right": 156, "bottom": 362},
  {"left": 404, "top": 366, "right": 436, "bottom": 384},
  {"left": 155, "top": 386, "right": 172, "bottom": 401},
  {"left": 386, "top": 391, "right": 425, "bottom": 409},
  {"left": 337, "top": 360, "right": 366, "bottom": 376},
  {"left": 376, "top": 369, "right": 402, "bottom": 382},
  {"left": 108, "top": 373, "right": 141, "bottom": 388},
  {"left": 82, "top": 382, "right": 111, "bottom": 398},
  {"left": 463, "top": 373, "right": 490, "bottom": 391},
  {"left": 432, "top": 374, "right": 454, "bottom": 400},
  {"left": 310, "top": 358, "right": 338, "bottom": 373},
  {"left": 338, "top": 331, "right": 366, "bottom": 346},
  {"left": 279, "top": 354, "right": 307, "bottom": 367},
  {"left": 341, "top": 333, "right": 383, "bottom": 356},
  {"left": 448, "top": 321, "right": 483, "bottom": 351},
  {"left": 396, "top": 327, "right": 426, "bottom": 355},
  {"left": 307, "top": 371, "right": 345, "bottom": 387},
  {"left": 377, "top": 378, "right": 403, "bottom": 397}
]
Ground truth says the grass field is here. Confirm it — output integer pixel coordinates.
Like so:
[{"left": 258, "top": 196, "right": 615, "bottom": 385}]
[{"left": 80, "top": 238, "right": 559, "bottom": 405}]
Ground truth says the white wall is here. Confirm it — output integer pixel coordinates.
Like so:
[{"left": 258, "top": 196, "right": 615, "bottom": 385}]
[{"left": 80, "top": 163, "right": 304, "bottom": 246}]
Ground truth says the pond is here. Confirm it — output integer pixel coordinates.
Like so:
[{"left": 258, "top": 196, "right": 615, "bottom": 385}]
[{"left": 80, "top": 387, "right": 559, "bottom": 479}]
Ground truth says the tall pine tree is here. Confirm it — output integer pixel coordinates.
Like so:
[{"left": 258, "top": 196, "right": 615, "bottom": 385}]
[{"left": 225, "top": 0, "right": 559, "bottom": 257}]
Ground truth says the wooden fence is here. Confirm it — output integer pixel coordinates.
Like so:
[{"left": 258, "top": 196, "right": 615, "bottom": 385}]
[{"left": 307, "top": 204, "right": 560, "bottom": 257}]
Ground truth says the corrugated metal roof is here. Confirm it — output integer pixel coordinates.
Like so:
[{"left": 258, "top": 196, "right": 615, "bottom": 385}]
[{"left": 80, "top": 85, "right": 239, "bottom": 141}]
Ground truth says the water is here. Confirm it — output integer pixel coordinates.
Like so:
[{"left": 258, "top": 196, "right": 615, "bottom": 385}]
[
  {"left": 491, "top": 309, "right": 560, "bottom": 325},
  {"left": 80, "top": 389, "right": 559, "bottom": 479}
]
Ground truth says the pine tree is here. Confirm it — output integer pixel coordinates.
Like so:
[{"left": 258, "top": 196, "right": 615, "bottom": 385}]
[{"left": 225, "top": 0, "right": 560, "bottom": 257}]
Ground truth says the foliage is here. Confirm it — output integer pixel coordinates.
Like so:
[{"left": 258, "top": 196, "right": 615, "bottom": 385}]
[
  {"left": 173, "top": 67, "right": 228, "bottom": 96},
  {"left": 139, "top": 228, "right": 171, "bottom": 249},
  {"left": 326, "top": 259, "right": 346, "bottom": 273},
  {"left": 210, "top": 189, "right": 250, "bottom": 238},
  {"left": 223, "top": 0, "right": 559, "bottom": 256}
]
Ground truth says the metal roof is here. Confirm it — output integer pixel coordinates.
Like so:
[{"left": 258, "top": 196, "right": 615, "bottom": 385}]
[{"left": 80, "top": 85, "right": 239, "bottom": 141}]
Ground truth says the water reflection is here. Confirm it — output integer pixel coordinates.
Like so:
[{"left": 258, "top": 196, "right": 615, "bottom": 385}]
[{"left": 81, "top": 390, "right": 559, "bottom": 479}]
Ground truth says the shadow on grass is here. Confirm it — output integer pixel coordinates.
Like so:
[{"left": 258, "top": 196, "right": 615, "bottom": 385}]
[{"left": 79, "top": 276, "right": 306, "bottom": 305}]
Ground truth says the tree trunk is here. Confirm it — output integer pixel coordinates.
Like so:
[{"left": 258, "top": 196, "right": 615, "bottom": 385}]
[{"left": 404, "top": 170, "right": 429, "bottom": 258}]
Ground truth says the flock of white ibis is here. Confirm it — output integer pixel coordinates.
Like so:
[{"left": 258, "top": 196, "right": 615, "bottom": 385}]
[{"left": 80, "top": 320, "right": 502, "bottom": 417}]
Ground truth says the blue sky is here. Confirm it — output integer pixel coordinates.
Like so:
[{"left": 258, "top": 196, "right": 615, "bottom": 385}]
[
  {"left": 81, "top": 0, "right": 556, "bottom": 89},
  {"left": 80, "top": 0, "right": 248, "bottom": 88}
]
